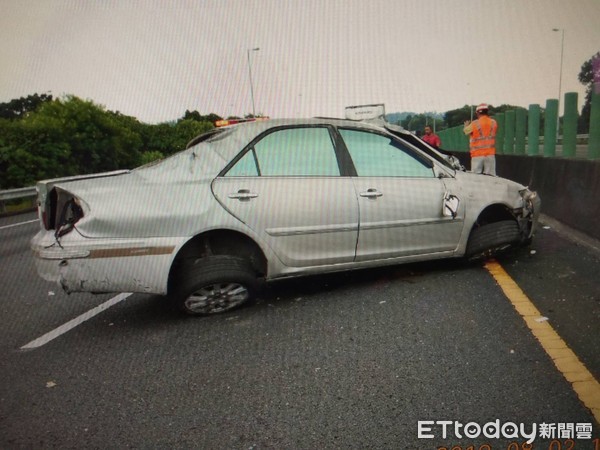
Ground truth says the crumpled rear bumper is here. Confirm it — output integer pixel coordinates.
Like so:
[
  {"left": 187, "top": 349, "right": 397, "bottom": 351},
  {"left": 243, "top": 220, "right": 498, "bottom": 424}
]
[{"left": 30, "top": 230, "right": 178, "bottom": 295}]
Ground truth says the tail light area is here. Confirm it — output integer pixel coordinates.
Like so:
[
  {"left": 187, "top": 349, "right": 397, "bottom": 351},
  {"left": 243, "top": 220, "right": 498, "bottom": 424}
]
[
  {"left": 41, "top": 187, "right": 84, "bottom": 237},
  {"left": 41, "top": 187, "right": 58, "bottom": 230}
]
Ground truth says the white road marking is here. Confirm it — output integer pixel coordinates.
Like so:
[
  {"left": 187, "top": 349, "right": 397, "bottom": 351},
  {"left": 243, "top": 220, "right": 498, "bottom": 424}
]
[
  {"left": 0, "top": 219, "right": 38, "bottom": 230},
  {"left": 21, "top": 293, "right": 132, "bottom": 350}
]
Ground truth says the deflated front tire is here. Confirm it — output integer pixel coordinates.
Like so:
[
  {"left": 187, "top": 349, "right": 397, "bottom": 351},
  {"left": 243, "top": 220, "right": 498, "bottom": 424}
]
[{"left": 465, "top": 220, "right": 521, "bottom": 261}]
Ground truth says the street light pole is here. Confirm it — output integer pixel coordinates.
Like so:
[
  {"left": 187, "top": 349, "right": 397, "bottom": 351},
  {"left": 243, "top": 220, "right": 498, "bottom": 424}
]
[
  {"left": 552, "top": 28, "right": 565, "bottom": 138},
  {"left": 552, "top": 29, "right": 565, "bottom": 106},
  {"left": 466, "top": 82, "right": 473, "bottom": 121},
  {"left": 247, "top": 48, "right": 260, "bottom": 117}
]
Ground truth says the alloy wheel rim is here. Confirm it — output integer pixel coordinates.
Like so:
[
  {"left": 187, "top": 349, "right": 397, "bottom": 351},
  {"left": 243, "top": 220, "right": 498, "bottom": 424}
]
[{"left": 184, "top": 282, "right": 249, "bottom": 314}]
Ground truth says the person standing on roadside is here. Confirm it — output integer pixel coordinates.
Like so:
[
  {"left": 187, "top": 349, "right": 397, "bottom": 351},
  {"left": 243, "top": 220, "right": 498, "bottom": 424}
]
[
  {"left": 422, "top": 125, "right": 441, "bottom": 149},
  {"left": 463, "top": 103, "right": 498, "bottom": 175}
]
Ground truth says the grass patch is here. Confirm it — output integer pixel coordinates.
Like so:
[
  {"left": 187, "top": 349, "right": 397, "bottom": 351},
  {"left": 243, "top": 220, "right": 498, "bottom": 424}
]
[{"left": 1, "top": 197, "right": 36, "bottom": 215}]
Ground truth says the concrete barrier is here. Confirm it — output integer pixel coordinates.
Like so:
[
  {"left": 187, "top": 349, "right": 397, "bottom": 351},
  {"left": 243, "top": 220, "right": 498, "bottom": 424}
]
[{"left": 453, "top": 152, "right": 600, "bottom": 240}]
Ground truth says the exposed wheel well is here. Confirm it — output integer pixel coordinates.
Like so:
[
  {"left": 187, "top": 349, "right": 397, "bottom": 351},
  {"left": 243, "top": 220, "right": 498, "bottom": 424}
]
[
  {"left": 472, "top": 204, "right": 517, "bottom": 228},
  {"left": 168, "top": 230, "right": 267, "bottom": 292},
  {"left": 464, "top": 204, "right": 521, "bottom": 260}
]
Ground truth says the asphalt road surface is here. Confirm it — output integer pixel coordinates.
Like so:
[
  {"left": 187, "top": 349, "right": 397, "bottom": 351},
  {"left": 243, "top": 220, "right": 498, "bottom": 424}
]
[{"left": 1, "top": 212, "right": 598, "bottom": 449}]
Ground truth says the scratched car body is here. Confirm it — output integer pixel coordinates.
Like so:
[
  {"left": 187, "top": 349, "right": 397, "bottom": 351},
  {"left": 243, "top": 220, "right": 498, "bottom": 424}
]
[{"left": 31, "top": 116, "right": 540, "bottom": 315}]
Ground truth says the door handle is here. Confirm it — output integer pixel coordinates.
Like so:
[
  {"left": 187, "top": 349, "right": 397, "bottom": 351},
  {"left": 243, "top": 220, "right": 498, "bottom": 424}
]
[
  {"left": 359, "top": 188, "right": 383, "bottom": 198},
  {"left": 228, "top": 189, "right": 258, "bottom": 200}
]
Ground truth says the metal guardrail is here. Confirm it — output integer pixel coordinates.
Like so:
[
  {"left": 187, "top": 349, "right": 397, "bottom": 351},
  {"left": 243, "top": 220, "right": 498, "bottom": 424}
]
[
  {"left": 0, "top": 186, "right": 36, "bottom": 201},
  {"left": 534, "top": 134, "right": 589, "bottom": 143},
  {"left": 1, "top": 169, "right": 129, "bottom": 212},
  {"left": 0, "top": 186, "right": 36, "bottom": 214}
]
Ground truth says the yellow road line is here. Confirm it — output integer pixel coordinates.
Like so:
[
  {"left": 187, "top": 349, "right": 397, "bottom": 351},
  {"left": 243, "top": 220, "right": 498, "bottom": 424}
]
[{"left": 484, "top": 260, "right": 600, "bottom": 424}]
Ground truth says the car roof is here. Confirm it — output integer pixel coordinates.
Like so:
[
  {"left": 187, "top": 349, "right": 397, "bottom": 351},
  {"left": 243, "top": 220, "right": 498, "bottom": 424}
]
[
  {"left": 189, "top": 117, "right": 391, "bottom": 164},
  {"left": 187, "top": 117, "right": 389, "bottom": 149},
  {"left": 231, "top": 117, "right": 388, "bottom": 133}
]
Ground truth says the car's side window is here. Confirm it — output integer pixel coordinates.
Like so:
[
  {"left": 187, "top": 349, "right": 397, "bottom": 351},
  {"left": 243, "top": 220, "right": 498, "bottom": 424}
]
[
  {"left": 339, "top": 129, "right": 434, "bottom": 178},
  {"left": 226, "top": 127, "right": 340, "bottom": 177}
]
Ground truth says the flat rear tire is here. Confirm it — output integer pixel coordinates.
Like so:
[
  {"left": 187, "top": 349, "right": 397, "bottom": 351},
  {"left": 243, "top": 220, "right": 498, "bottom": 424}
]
[{"left": 172, "top": 256, "right": 259, "bottom": 315}]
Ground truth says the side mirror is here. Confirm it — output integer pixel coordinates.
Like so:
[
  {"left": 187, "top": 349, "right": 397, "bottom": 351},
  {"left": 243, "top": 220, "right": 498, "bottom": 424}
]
[{"left": 447, "top": 155, "right": 465, "bottom": 171}]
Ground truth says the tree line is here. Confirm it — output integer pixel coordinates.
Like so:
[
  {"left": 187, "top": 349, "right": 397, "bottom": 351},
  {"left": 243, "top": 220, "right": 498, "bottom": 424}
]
[{"left": 0, "top": 95, "right": 224, "bottom": 189}]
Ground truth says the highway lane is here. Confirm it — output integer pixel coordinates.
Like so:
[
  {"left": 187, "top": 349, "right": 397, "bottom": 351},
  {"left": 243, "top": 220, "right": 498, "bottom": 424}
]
[
  {"left": 0, "top": 213, "right": 598, "bottom": 448},
  {"left": 0, "top": 213, "right": 117, "bottom": 353},
  {"left": 499, "top": 225, "right": 600, "bottom": 381}
]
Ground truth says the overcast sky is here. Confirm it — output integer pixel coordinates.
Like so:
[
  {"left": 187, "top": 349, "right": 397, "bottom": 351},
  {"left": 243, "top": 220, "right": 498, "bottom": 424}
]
[{"left": 2, "top": 0, "right": 599, "bottom": 123}]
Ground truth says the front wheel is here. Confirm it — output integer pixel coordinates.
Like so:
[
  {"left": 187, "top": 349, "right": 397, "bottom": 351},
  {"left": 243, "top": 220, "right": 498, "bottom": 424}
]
[
  {"left": 466, "top": 220, "right": 521, "bottom": 261},
  {"left": 171, "top": 256, "right": 259, "bottom": 315}
]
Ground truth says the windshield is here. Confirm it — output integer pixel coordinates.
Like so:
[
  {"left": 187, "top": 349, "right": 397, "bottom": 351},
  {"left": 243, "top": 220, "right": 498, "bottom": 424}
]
[
  {"left": 186, "top": 127, "right": 232, "bottom": 148},
  {"left": 385, "top": 126, "right": 459, "bottom": 171}
]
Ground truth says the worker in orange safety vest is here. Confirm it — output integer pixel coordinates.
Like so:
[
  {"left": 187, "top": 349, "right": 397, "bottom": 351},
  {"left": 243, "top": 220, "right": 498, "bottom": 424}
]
[{"left": 463, "top": 103, "right": 498, "bottom": 175}]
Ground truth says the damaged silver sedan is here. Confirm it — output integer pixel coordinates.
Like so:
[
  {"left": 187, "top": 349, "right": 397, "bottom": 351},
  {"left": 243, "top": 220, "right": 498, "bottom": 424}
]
[{"left": 31, "top": 117, "right": 540, "bottom": 315}]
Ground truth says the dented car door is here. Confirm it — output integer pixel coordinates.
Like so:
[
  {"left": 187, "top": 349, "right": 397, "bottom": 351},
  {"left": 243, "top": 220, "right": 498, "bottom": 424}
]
[
  {"left": 339, "top": 128, "right": 465, "bottom": 261},
  {"left": 211, "top": 126, "right": 359, "bottom": 267}
]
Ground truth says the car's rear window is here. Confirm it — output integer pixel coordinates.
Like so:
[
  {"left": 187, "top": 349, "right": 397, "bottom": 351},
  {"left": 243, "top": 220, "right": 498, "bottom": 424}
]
[{"left": 186, "top": 128, "right": 234, "bottom": 148}]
